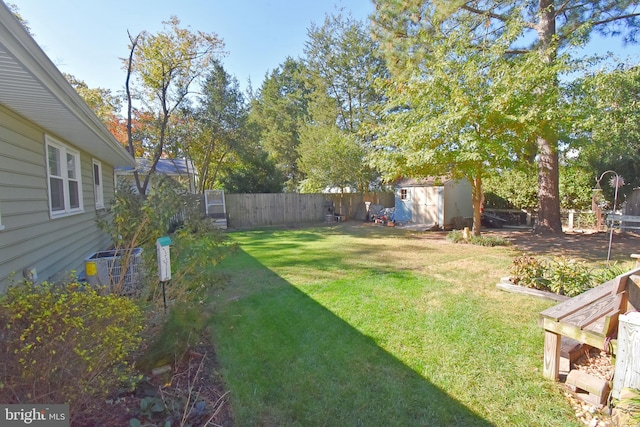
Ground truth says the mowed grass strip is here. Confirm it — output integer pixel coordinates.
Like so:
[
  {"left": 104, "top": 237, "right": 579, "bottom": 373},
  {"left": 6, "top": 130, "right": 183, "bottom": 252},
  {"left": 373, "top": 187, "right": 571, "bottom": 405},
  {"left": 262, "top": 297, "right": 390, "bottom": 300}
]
[{"left": 208, "top": 224, "right": 581, "bottom": 426}]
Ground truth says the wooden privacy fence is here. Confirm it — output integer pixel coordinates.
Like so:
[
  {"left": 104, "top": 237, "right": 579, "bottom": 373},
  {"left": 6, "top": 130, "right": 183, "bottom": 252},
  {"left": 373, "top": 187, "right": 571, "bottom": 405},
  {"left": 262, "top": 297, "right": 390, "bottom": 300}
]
[
  {"left": 324, "top": 192, "right": 395, "bottom": 221},
  {"left": 223, "top": 192, "right": 395, "bottom": 229}
]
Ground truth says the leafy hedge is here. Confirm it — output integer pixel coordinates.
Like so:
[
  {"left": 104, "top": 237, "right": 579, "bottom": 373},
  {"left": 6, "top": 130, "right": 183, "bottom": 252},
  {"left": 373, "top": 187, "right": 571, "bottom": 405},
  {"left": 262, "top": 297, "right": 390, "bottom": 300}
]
[{"left": 0, "top": 281, "right": 144, "bottom": 416}]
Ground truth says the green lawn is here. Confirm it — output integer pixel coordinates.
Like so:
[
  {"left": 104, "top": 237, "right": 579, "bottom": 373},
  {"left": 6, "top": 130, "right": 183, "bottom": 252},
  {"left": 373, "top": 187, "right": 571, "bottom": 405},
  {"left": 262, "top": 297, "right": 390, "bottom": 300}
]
[{"left": 207, "top": 224, "right": 581, "bottom": 426}]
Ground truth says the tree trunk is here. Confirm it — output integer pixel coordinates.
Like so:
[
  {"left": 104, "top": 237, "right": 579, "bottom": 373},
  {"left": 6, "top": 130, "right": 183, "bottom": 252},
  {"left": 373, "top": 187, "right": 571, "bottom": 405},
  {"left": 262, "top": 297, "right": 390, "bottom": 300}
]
[
  {"left": 534, "top": 0, "right": 563, "bottom": 234},
  {"left": 536, "top": 130, "right": 562, "bottom": 233}
]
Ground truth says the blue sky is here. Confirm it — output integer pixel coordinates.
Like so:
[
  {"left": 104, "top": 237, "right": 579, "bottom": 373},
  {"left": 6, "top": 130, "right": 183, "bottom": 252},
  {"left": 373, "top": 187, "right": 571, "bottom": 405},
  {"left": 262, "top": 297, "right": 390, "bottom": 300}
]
[
  {"left": 10, "top": 0, "right": 374, "bottom": 94},
  {"left": 9, "top": 0, "right": 638, "bottom": 97}
]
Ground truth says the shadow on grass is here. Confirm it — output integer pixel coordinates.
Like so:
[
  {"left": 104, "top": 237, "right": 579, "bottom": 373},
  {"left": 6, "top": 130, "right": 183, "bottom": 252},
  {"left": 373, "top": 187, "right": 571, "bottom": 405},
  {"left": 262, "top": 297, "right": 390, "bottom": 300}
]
[{"left": 209, "top": 247, "right": 493, "bottom": 426}]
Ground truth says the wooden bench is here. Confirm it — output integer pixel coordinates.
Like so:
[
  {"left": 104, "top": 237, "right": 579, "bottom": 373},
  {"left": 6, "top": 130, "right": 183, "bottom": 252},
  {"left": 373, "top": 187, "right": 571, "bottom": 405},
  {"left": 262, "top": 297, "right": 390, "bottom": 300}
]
[{"left": 539, "top": 266, "right": 640, "bottom": 380}]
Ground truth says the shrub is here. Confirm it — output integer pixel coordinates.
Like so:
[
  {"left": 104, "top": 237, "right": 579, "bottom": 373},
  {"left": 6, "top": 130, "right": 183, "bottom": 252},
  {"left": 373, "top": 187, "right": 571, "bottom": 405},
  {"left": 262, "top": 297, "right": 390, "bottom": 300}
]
[
  {"left": 593, "top": 262, "right": 628, "bottom": 284},
  {"left": 467, "top": 234, "right": 511, "bottom": 247},
  {"left": 510, "top": 255, "right": 615, "bottom": 297},
  {"left": 98, "top": 174, "right": 234, "bottom": 305},
  {"left": 0, "top": 281, "right": 144, "bottom": 417},
  {"left": 545, "top": 258, "right": 593, "bottom": 297},
  {"left": 446, "top": 230, "right": 465, "bottom": 243},
  {"left": 446, "top": 230, "right": 511, "bottom": 247},
  {"left": 511, "top": 255, "right": 549, "bottom": 290}
]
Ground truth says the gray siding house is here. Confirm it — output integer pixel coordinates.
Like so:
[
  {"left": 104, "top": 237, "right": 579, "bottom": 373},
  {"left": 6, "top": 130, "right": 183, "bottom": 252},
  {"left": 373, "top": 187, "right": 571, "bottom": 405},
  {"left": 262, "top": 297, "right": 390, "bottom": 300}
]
[{"left": 0, "top": 3, "right": 136, "bottom": 291}]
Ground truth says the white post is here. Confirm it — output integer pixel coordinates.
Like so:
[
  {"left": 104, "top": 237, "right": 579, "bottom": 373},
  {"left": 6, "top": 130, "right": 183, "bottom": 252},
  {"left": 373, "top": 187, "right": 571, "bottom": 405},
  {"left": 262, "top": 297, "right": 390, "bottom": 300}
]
[
  {"left": 568, "top": 210, "right": 574, "bottom": 230},
  {"left": 613, "top": 312, "right": 640, "bottom": 398}
]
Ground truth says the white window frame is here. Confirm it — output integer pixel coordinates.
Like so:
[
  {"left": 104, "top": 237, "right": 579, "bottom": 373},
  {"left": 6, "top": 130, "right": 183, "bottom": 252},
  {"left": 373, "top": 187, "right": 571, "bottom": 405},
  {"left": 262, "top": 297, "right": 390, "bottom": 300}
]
[
  {"left": 45, "top": 136, "right": 84, "bottom": 218},
  {"left": 400, "top": 188, "right": 411, "bottom": 201},
  {"left": 92, "top": 159, "right": 104, "bottom": 209}
]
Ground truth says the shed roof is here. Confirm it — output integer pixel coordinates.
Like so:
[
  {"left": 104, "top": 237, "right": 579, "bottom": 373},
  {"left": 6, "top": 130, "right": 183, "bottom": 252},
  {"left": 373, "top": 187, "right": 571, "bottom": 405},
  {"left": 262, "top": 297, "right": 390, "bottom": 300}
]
[
  {"left": 0, "top": 3, "right": 134, "bottom": 167},
  {"left": 395, "top": 177, "right": 453, "bottom": 187}
]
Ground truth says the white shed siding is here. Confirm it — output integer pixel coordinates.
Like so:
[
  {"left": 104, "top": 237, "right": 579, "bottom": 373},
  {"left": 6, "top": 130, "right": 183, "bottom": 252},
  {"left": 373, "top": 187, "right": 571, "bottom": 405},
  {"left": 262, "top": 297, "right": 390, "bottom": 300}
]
[
  {"left": 0, "top": 105, "right": 114, "bottom": 290},
  {"left": 443, "top": 179, "right": 473, "bottom": 224}
]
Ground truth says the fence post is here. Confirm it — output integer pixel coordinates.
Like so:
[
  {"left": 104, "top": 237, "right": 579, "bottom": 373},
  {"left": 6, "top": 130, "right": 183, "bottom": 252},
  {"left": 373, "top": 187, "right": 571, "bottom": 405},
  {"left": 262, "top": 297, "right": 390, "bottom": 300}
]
[{"left": 567, "top": 210, "right": 574, "bottom": 231}]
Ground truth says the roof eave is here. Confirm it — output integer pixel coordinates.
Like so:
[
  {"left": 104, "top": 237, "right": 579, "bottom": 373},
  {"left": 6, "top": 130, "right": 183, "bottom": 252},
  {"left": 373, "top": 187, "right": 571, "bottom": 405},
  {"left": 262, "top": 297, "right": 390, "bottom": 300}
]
[{"left": 0, "top": 3, "right": 135, "bottom": 167}]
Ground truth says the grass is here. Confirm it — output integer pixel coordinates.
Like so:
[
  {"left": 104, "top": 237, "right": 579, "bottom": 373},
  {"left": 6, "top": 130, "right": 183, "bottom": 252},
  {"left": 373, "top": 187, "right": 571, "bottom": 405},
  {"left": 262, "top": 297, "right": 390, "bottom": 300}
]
[{"left": 206, "top": 224, "right": 583, "bottom": 426}]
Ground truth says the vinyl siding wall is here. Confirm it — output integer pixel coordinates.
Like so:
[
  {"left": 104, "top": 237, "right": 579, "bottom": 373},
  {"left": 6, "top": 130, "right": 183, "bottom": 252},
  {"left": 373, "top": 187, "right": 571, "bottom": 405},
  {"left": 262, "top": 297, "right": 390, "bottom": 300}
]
[{"left": 0, "top": 105, "right": 115, "bottom": 291}]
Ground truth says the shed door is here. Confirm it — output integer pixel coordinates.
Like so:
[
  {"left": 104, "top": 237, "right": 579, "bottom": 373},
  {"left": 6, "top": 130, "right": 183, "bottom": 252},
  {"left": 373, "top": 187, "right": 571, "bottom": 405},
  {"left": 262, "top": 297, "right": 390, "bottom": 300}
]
[{"left": 414, "top": 187, "right": 440, "bottom": 225}]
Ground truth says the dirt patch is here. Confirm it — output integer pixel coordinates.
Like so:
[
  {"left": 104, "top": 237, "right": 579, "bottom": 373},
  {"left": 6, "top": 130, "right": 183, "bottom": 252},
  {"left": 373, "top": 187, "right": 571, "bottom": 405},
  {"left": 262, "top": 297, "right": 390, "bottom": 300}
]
[
  {"left": 391, "top": 222, "right": 640, "bottom": 264},
  {"left": 490, "top": 229, "right": 640, "bottom": 264}
]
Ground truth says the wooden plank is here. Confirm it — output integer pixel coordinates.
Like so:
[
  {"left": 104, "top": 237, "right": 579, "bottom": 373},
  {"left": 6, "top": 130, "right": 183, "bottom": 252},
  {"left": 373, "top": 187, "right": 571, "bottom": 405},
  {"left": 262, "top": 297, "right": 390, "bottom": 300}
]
[
  {"left": 540, "top": 267, "right": 640, "bottom": 323},
  {"left": 543, "top": 330, "right": 561, "bottom": 381},
  {"left": 539, "top": 278, "right": 620, "bottom": 322},
  {"left": 627, "top": 275, "right": 640, "bottom": 312},
  {"left": 562, "top": 293, "right": 623, "bottom": 329},
  {"left": 542, "top": 318, "right": 615, "bottom": 352},
  {"left": 496, "top": 282, "right": 570, "bottom": 302},
  {"left": 607, "top": 214, "right": 640, "bottom": 222},
  {"left": 566, "top": 370, "right": 610, "bottom": 398}
]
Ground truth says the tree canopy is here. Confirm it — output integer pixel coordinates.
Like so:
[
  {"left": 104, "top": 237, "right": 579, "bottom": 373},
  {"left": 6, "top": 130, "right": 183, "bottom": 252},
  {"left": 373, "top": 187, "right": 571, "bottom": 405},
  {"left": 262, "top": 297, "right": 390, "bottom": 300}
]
[
  {"left": 372, "top": 0, "right": 640, "bottom": 233},
  {"left": 125, "top": 16, "right": 225, "bottom": 195},
  {"left": 248, "top": 58, "right": 309, "bottom": 191}
]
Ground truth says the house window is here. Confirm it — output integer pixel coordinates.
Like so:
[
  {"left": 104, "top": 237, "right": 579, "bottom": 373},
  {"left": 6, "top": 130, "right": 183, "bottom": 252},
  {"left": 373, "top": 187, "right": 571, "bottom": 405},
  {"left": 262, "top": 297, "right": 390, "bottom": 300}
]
[
  {"left": 0, "top": 202, "right": 4, "bottom": 231},
  {"left": 46, "top": 136, "right": 83, "bottom": 217},
  {"left": 400, "top": 188, "right": 411, "bottom": 201},
  {"left": 93, "top": 159, "right": 104, "bottom": 209}
]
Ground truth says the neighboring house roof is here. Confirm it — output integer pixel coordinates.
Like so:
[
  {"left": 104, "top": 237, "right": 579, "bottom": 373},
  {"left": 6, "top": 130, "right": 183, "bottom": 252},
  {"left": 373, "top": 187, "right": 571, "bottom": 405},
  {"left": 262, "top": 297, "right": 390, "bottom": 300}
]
[
  {"left": 0, "top": 3, "right": 134, "bottom": 167},
  {"left": 115, "top": 158, "right": 197, "bottom": 176}
]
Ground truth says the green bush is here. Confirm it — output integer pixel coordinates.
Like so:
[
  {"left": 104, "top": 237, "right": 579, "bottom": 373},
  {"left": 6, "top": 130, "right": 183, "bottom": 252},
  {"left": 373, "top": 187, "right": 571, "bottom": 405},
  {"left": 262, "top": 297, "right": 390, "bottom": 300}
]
[
  {"left": 545, "top": 258, "right": 593, "bottom": 297},
  {"left": 446, "top": 230, "right": 465, "bottom": 243},
  {"left": 446, "top": 230, "right": 510, "bottom": 247},
  {"left": 511, "top": 255, "right": 549, "bottom": 290},
  {"left": 98, "top": 174, "right": 233, "bottom": 305},
  {"left": 0, "top": 281, "right": 144, "bottom": 416},
  {"left": 510, "top": 255, "right": 609, "bottom": 297},
  {"left": 467, "top": 234, "right": 511, "bottom": 247}
]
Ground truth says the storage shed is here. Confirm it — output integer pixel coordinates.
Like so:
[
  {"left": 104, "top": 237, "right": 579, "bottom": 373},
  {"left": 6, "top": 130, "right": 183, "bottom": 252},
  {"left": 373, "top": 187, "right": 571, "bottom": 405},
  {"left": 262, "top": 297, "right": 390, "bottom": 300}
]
[{"left": 394, "top": 178, "right": 473, "bottom": 227}]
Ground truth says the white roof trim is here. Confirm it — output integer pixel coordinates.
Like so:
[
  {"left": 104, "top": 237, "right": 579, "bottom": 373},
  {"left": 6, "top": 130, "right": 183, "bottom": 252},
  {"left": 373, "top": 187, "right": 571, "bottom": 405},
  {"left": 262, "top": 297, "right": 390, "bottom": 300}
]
[{"left": 0, "top": 3, "right": 135, "bottom": 167}]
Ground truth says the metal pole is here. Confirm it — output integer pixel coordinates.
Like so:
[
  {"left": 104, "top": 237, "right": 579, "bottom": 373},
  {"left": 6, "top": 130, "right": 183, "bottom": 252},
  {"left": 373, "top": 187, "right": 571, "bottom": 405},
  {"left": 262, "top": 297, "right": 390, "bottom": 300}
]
[
  {"left": 596, "top": 170, "right": 621, "bottom": 267},
  {"left": 607, "top": 179, "right": 620, "bottom": 267},
  {"left": 162, "top": 281, "right": 167, "bottom": 312}
]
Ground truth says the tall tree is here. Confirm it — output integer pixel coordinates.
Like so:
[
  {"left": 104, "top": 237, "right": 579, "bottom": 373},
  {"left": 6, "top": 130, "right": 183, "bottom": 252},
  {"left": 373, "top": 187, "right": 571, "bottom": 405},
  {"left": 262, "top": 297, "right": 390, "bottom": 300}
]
[
  {"left": 298, "top": 125, "right": 367, "bottom": 193},
  {"left": 373, "top": 1, "right": 640, "bottom": 233},
  {"left": 249, "top": 58, "right": 310, "bottom": 191},
  {"left": 218, "top": 126, "right": 285, "bottom": 194},
  {"left": 186, "top": 61, "right": 248, "bottom": 192},
  {"left": 124, "top": 17, "right": 224, "bottom": 195},
  {"left": 304, "top": 13, "right": 388, "bottom": 133},
  {"left": 303, "top": 13, "right": 389, "bottom": 192}
]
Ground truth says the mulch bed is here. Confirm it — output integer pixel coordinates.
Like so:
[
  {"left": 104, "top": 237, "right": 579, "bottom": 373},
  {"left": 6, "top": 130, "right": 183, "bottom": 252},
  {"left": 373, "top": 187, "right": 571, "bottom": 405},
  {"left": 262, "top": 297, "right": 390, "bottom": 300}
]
[{"left": 76, "top": 334, "right": 232, "bottom": 427}]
